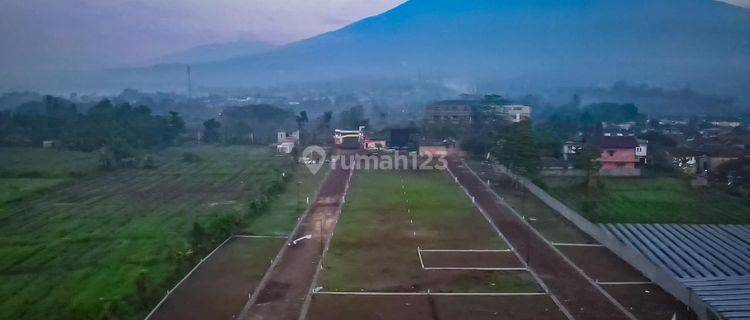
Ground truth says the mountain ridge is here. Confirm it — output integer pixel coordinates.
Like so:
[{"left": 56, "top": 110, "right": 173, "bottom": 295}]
[{"left": 112, "top": 0, "right": 750, "bottom": 97}]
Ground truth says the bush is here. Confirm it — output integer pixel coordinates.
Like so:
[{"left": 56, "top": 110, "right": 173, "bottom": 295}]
[
  {"left": 182, "top": 152, "right": 201, "bottom": 162},
  {"left": 141, "top": 155, "right": 156, "bottom": 169}
]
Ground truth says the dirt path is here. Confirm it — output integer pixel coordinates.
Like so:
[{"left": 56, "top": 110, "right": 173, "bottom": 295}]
[
  {"left": 238, "top": 157, "right": 353, "bottom": 320},
  {"left": 446, "top": 156, "right": 633, "bottom": 320}
]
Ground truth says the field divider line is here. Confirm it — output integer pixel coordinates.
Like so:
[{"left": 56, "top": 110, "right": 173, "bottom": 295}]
[
  {"left": 446, "top": 162, "right": 575, "bottom": 320},
  {"left": 462, "top": 160, "right": 638, "bottom": 320},
  {"left": 234, "top": 235, "right": 289, "bottom": 239},
  {"left": 314, "top": 291, "right": 548, "bottom": 296},
  {"left": 417, "top": 247, "right": 426, "bottom": 269},
  {"left": 596, "top": 281, "right": 653, "bottom": 285},
  {"left": 144, "top": 235, "right": 233, "bottom": 320},
  {"left": 552, "top": 242, "right": 604, "bottom": 247},
  {"left": 297, "top": 166, "right": 354, "bottom": 320},
  {"left": 419, "top": 249, "right": 512, "bottom": 252},
  {"left": 423, "top": 267, "right": 527, "bottom": 271},
  {"left": 237, "top": 166, "right": 333, "bottom": 320}
]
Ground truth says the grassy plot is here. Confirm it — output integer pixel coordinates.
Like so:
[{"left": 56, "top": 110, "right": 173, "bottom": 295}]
[
  {"left": 0, "top": 147, "right": 100, "bottom": 177},
  {"left": 242, "top": 163, "right": 329, "bottom": 236},
  {"left": 0, "top": 148, "right": 100, "bottom": 204},
  {"left": 543, "top": 176, "right": 750, "bottom": 224},
  {"left": 320, "top": 169, "right": 540, "bottom": 293},
  {"left": 0, "top": 145, "right": 294, "bottom": 320}
]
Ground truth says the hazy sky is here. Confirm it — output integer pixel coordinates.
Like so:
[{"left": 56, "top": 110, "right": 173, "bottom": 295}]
[
  {"left": 0, "top": 0, "right": 406, "bottom": 80},
  {"left": 0, "top": 0, "right": 747, "bottom": 82}
]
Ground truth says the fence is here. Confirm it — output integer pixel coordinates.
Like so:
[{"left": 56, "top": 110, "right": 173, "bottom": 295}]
[{"left": 492, "top": 164, "right": 715, "bottom": 320}]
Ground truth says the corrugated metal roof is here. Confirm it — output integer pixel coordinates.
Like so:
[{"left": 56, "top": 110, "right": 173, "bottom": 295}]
[{"left": 601, "top": 224, "right": 750, "bottom": 320}]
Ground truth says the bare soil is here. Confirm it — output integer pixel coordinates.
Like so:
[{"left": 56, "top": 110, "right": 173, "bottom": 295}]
[
  {"left": 557, "top": 246, "right": 649, "bottom": 283},
  {"left": 420, "top": 251, "right": 524, "bottom": 269},
  {"left": 306, "top": 294, "right": 569, "bottom": 320},
  {"left": 149, "top": 237, "right": 284, "bottom": 320},
  {"left": 603, "top": 284, "right": 697, "bottom": 320},
  {"left": 240, "top": 158, "right": 354, "bottom": 320}
]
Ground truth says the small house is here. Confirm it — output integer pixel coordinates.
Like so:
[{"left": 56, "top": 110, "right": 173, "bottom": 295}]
[{"left": 598, "top": 136, "right": 641, "bottom": 176}]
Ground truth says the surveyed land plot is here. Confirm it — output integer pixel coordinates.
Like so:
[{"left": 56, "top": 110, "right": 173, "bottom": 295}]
[
  {"left": 303, "top": 169, "right": 570, "bottom": 320},
  {"left": 148, "top": 236, "right": 284, "bottom": 320},
  {"left": 466, "top": 160, "right": 695, "bottom": 320},
  {"left": 317, "top": 170, "right": 540, "bottom": 294}
]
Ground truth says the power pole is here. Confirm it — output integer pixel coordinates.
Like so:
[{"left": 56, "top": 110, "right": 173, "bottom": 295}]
[{"left": 186, "top": 65, "right": 192, "bottom": 101}]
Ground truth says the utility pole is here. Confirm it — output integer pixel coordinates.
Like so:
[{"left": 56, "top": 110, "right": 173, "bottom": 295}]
[{"left": 186, "top": 65, "right": 192, "bottom": 101}]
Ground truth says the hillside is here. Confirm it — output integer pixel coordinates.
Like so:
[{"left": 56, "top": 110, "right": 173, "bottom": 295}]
[{"left": 114, "top": 0, "right": 750, "bottom": 97}]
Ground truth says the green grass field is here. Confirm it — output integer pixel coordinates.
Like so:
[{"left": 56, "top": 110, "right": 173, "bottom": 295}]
[
  {"left": 242, "top": 163, "right": 329, "bottom": 236},
  {"left": 0, "top": 148, "right": 101, "bottom": 204},
  {"left": 0, "top": 146, "right": 307, "bottom": 320},
  {"left": 543, "top": 176, "right": 750, "bottom": 224},
  {"left": 320, "top": 170, "right": 539, "bottom": 294}
]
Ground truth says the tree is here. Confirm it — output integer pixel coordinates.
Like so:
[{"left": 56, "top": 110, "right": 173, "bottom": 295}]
[
  {"left": 167, "top": 111, "right": 185, "bottom": 142},
  {"left": 575, "top": 147, "right": 602, "bottom": 190},
  {"left": 492, "top": 121, "right": 540, "bottom": 178},
  {"left": 202, "top": 118, "right": 221, "bottom": 143}
]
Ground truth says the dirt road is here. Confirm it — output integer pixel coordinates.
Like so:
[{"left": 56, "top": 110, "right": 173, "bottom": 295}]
[
  {"left": 446, "top": 156, "right": 634, "bottom": 320},
  {"left": 238, "top": 156, "right": 353, "bottom": 320}
]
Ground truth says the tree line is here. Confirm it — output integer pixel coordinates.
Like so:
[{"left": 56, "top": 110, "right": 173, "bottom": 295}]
[{"left": 0, "top": 95, "right": 185, "bottom": 166}]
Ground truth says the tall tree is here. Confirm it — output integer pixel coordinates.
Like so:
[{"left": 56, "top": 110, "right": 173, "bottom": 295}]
[{"left": 202, "top": 118, "right": 221, "bottom": 143}]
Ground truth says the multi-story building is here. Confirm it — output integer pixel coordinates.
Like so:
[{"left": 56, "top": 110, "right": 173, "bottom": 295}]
[
  {"left": 495, "top": 104, "right": 532, "bottom": 123},
  {"left": 424, "top": 100, "right": 472, "bottom": 125}
]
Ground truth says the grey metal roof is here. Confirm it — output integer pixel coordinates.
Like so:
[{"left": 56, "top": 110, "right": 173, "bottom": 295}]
[
  {"left": 683, "top": 277, "right": 750, "bottom": 319},
  {"left": 601, "top": 224, "right": 750, "bottom": 320}
]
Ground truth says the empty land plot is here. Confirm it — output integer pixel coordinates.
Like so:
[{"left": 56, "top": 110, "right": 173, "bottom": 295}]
[
  {"left": 418, "top": 249, "right": 524, "bottom": 270},
  {"left": 318, "top": 169, "right": 540, "bottom": 294},
  {"left": 468, "top": 161, "right": 595, "bottom": 244},
  {"left": 556, "top": 246, "right": 649, "bottom": 283},
  {"left": 464, "top": 160, "right": 694, "bottom": 319},
  {"left": 306, "top": 294, "right": 567, "bottom": 320},
  {"left": 0, "top": 146, "right": 294, "bottom": 320},
  {"left": 602, "top": 283, "right": 695, "bottom": 320},
  {"left": 149, "top": 236, "right": 284, "bottom": 320}
]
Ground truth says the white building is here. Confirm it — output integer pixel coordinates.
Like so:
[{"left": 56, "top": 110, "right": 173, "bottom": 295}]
[
  {"left": 276, "top": 130, "right": 300, "bottom": 154},
  {"left": 496, "top": 105, "right": 532, "bottom": 123},
  {"left": 636, "top": 139, "right": 648, "bottom": 164}
]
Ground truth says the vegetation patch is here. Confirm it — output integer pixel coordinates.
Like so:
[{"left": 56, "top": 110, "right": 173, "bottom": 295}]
[
  {"left": 0, "top": 145, "right": 295, "bottom": 320},
  {"left": 543, "top": 176, "right": 750, "bottom": 224}
]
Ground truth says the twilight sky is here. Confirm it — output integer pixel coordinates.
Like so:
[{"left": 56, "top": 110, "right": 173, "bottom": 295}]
[
  {"left": 0, "top": 0, "right": 748, "bottom": 85},
  {"left": 0, "top": 0, "right": 405, "bottom": 83}
]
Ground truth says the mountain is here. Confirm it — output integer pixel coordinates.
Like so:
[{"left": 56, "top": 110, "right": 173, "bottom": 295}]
[
  {"left": 151, "top": 40, "right": 276, "bottom": 64},
  {"left": 113, "top": 0, "right": 750, "bottom": 97}
]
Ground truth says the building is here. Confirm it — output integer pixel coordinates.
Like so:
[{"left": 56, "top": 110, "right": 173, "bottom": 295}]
[
  {"left": 277, "top": 142, "right": 295, "bottom": 154},
  {"left": 598, "top": 136, "right": 641, "bottom": 176},
  {"left": 418, "top": 145, "right": 449, "bottom": 157},
  {"left": 496, "top": 105, "right": 532, "bottom": 123},
  {"left": 364, "top": 139, "right": 387, "bottom": 150},
  {"left": 276, "top": 130, "right": 300, "bottom": 154},
  {"left": 424, "top": 100, "right": 472, "bottom": 125},
  {"left": 277, "top": 130, "right": 299, "bottom": 144},
  {"left": 388, "top": 127, "right": 419, "bottom": 150},
  {"left": 562, "top": 136, "right": 584, "bottom": 161},
  {"left": 334, "top": 127, "right": 364, "bottom": 149},
  {"left": 636, "top": 139, "right": 648, "bottom": 164}
]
